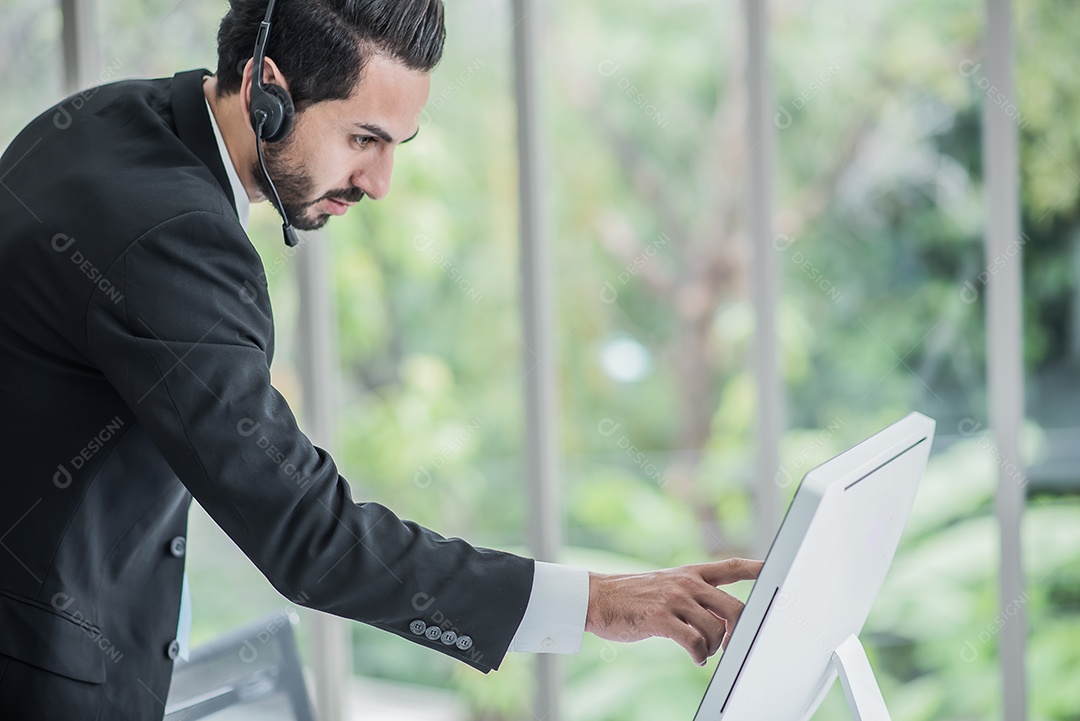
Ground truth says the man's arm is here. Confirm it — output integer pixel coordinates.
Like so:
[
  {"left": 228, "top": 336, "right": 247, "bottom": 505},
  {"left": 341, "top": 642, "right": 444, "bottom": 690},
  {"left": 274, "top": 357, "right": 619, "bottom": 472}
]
[
  {"left": 84, "top": 210, "right": 533, "bottom": 672},
  {"left": 511, "top": 559, "right": 761, "bottom": 665}
]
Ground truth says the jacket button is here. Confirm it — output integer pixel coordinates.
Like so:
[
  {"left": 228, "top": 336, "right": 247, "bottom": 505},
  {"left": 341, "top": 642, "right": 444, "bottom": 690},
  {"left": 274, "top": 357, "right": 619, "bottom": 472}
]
[
  {"left": 440, "top": 630, "right": 457, "bottom": 646},
  {"left": 424, "top": 626, "right": 442, "bottom": 641},
  {"left": 166, "top": 639, "right": 181, "bottom": 660},
  {"left": 409, "top": 620, "right": 427, "bottom": 636},
  {"left": 169, "top": 536, "right": 186, "bottom": 558},
  {"left": 455, "top": 635, "right": 473, "bottom": 651}
]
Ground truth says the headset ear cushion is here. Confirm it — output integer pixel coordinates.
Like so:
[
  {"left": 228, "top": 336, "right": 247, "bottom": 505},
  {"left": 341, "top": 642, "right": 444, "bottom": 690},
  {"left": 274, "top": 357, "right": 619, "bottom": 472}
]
[{"left": 262, "top": 83, "right": 295, "bottom": 142}]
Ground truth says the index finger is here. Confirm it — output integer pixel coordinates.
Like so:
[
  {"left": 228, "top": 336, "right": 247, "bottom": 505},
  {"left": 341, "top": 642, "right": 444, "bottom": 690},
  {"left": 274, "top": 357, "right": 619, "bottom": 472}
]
[{"left": 695, "top": 558, "right": 763, "bottom": 586}]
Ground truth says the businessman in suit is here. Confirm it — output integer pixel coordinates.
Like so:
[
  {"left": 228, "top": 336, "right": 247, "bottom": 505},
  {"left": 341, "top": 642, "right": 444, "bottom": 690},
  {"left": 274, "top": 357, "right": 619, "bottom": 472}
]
[{"left": 0, "top": 0, "right": 760, "bottom": 717}]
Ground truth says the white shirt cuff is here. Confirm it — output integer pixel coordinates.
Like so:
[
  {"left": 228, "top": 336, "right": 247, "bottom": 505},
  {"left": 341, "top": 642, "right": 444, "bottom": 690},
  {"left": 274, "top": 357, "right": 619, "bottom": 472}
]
[{"left": 508, "top": 562, "right": 589, "bottom": 654}]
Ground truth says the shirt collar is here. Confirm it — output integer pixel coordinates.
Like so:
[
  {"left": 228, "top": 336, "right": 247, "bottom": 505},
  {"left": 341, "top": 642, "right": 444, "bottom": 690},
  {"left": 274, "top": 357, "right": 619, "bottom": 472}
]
[{"left": 203, "top": 95, "right": 250, "bottom": 230}]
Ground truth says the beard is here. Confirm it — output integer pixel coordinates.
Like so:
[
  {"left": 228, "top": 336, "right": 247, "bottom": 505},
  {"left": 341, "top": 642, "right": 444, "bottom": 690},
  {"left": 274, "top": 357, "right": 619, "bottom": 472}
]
[{"left": 253, "top": 138, "right": 366, "bottom": 231}]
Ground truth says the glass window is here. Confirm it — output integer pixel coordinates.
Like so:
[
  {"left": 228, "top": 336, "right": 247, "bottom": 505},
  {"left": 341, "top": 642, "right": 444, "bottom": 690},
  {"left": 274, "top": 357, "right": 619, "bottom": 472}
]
[
  {"left": 0, "top": 0, "right": 63, "bottom": 147},
  {"left": 1017, "top": 0, "right": 1080, "bottom": 717},
  {"left": 548, "top": 1, "right": 755, "bottom": 719},
  {"left": 323, "top": 0, "right": 532, "bottom": 711},
  {"left": 773, "top": 0, "right": 991, "bottom": 716}
]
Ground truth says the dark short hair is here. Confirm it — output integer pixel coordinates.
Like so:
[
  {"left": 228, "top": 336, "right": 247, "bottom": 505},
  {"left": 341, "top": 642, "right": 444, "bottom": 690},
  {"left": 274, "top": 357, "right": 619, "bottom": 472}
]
[{"left": 215, "top": 0, "right": 445, "bottom": 109}]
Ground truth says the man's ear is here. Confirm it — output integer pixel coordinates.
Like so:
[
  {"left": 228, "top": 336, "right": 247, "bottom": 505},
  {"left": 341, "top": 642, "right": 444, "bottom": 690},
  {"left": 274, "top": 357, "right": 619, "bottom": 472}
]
[
  {"left": 249, "top": 55, "right": 290, "bottom": 93},
  {"left": 240, "top": 56, "right": 291, "bottom": 117},
  {"left": 240, "top": 58, "right": 255, "bottom": 123},
  {"left": 262, "top": 56, "right": 289, "bottom": 93},
  {"left": 240, "top": 56, "right": 291, "bottom": 110}
]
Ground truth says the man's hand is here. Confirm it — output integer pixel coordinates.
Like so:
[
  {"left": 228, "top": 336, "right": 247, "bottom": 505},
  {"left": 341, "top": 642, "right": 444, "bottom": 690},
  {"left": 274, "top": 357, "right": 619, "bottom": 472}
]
[{"left": 584, "top": 558, "right": 763, "bottom": 666}]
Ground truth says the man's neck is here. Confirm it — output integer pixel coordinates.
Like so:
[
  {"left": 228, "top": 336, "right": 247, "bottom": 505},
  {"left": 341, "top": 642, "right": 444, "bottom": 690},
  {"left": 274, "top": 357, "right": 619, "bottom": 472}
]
[{"left": 202, "top": 76, "right": 265, "bottom": 203}]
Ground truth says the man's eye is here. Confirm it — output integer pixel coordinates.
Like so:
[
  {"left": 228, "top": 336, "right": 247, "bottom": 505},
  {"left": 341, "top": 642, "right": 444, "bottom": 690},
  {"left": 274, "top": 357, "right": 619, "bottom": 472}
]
[{"left": 354, "top": 135, "right": 375, "bottom": 148}]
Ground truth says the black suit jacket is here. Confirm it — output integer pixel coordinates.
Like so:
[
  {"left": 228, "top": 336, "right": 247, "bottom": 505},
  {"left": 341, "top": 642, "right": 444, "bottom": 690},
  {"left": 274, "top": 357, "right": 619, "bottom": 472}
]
[{"left": 0, "top": 69, "right": 533, "bottom": 719}]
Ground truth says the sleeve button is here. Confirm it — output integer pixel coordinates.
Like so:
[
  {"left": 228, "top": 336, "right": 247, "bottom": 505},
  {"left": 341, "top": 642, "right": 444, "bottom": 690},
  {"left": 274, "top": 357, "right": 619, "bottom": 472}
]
[
  {"left": 455, "top": 635, "right": 473, "bottom": 651},
  {"left": 440, "top": 630, "right": 457, "bottom": 645},
  {"left": 425, "top": 626, "right": 442, "bottom": 641},
  {"left": 409, "top": 620, "right": 427, "bottom": 636}
]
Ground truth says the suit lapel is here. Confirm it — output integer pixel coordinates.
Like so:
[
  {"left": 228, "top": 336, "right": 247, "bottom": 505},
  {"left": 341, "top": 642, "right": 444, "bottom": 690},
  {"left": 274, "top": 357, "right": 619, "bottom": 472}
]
[{"left": 171, "top": 68, "right": 237, "bottom": 215}]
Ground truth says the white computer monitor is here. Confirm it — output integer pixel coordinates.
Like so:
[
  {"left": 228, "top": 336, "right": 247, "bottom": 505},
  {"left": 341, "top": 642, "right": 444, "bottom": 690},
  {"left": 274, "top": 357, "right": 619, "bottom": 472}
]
[{"left": 693, "top": 412, "right": 936, "bottom": 721}]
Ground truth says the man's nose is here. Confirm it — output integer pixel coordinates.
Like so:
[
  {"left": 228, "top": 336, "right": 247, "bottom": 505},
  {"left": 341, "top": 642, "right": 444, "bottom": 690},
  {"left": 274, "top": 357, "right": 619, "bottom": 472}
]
[{"left": 353, "top": 151, "right": 394, "bottom": 201}]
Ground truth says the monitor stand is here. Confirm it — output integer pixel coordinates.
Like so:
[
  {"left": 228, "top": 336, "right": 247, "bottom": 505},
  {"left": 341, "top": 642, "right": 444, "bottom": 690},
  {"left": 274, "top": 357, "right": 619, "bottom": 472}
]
[{"left": 831, "top": 635, "right": 891, "bottom": 721}]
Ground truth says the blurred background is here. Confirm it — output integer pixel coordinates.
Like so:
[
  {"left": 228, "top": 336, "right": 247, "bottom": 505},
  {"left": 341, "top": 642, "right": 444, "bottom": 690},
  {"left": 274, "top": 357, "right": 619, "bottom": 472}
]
[{"left": 3, "top": 0, "right": 1079, "bottom": 719}]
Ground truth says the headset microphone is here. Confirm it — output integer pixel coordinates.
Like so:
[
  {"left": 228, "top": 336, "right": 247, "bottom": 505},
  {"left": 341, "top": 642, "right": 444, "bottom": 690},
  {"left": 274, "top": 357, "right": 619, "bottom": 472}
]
[
  {"left": 249, "top": 0, "right": 299, "bottom": 247},
  {"left": 253, "top": 112, "right": 299, "bottom": 248}
]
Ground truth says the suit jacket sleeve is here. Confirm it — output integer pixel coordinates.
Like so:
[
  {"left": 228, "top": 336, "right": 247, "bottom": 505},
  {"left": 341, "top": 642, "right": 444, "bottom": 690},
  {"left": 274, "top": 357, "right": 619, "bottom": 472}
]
[{"left": 83, "top": 209, "right": 533, "bottom": 672}]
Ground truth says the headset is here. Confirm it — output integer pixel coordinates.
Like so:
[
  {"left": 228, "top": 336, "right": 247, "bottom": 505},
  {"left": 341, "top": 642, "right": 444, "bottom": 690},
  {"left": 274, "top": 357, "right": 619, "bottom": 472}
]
[{"left": 249, "top": 0, "right": 299, "bottom": 247}]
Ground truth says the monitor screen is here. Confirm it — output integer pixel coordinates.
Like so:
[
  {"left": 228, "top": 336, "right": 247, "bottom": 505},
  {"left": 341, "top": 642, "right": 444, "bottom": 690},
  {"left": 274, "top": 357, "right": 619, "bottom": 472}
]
[{"left": 693, "top": 412, "right": 935, "bottom": 720}]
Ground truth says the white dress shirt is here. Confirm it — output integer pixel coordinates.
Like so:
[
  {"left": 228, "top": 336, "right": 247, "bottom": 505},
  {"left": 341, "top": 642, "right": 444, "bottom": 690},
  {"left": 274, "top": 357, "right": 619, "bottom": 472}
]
[{"left": 201, "top": 89, "right": 589, "bottom": 656}]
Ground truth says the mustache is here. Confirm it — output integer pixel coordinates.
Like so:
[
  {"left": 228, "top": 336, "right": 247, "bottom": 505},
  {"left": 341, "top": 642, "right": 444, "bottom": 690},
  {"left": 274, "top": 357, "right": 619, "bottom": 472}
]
[{"left": 303, "top": 187, "right": 366, "bottom": 208}]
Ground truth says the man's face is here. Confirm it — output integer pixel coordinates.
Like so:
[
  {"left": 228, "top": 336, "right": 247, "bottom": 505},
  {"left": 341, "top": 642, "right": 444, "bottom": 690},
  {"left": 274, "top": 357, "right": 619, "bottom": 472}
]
[{"left": 255, "top": 54, "right": 431, "bottom": 231}]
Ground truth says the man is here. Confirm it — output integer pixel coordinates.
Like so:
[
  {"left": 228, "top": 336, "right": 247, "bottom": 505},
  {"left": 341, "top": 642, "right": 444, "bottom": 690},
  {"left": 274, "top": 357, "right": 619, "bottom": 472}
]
[{"left": 0, "top": 0, "right": 759, "bottom": 717}]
